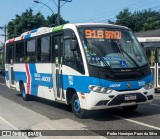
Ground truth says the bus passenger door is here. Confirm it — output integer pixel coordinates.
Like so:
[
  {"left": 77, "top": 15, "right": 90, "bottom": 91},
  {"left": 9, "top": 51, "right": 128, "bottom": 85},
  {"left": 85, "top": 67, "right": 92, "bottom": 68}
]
[
  {"left": 52, "top": 35, "right": 64, "bottom": 101},
  {"left": 8, "top": 45, "right": 15, "bottom": 87}
]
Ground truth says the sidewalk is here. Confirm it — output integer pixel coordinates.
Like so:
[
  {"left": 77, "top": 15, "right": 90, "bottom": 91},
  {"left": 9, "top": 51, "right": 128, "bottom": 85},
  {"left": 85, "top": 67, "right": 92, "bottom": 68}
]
[{"left": 0, "top": 95, "right": 105, "bottom": 139}]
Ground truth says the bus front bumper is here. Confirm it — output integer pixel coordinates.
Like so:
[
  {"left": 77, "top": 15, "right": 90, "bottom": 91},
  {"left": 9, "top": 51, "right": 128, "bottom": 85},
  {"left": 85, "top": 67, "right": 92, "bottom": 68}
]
[{"left": 79, "top": 87, "right": 155, "bottom": 110}]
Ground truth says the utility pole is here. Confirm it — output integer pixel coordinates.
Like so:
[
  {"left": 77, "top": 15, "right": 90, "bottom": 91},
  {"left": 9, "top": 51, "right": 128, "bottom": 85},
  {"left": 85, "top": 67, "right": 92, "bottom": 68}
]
[
  {"left": 0, "top": 25, "right": 7, "bottom": 42},
  {"left": 57, "top": 0, "right": 72, "bottom": 25},
  {"left": 4, "top": 25, "right": 7, "bottom": 42},
  {"left": 57, "top": 0, "right": 61, "bottom": 25},
  {"left": 34, "top": 0, "right": 72, "bottom": 26}
]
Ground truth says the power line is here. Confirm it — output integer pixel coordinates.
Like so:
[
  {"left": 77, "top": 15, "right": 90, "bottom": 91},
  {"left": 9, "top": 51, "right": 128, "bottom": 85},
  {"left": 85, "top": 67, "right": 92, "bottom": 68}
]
[
  {"left": 69, "top": 0, "right": 151, "bottom": 22},
  {"left": 31, "top": 0, "right": 159, "bottom": 24},
  {"left": 30, "top": 3, "right": 37, "bottom": 9},
  {"left": 33, "top": 0, "right": 52, "bottom": 14},
  {"left": 33, "top": 0, "right": 72, "bottom": 25},
  {"left": 33, "top": 0, "right": 64, "bottom": 15},
  {"left": 60, "top": 1, "right": 68, "bottom": 7},
  {"left": 70, "top": 0, "right": 160, "bottom": 23},
  {"left": 52, "top": 0, "right": 58, "bottom": 7},
  {"left": 96, "top": 5, "right": 160, "bottom": 23}
]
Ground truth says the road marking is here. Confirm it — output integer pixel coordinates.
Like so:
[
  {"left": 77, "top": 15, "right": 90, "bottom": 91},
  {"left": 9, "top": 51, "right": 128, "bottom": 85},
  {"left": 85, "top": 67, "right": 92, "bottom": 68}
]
[
  {"left": 0, "top": 116, "right": 18, "bottom": 130},
  {"left": 0, "top": 83, "right": 5, "bottom": 86},
  {"left": 151, "top": 103, "right": 160, "bottom": 107},
  {"left": 153, "top": 98, "right": 160, "bottom": 101},
  {"left": 113, "top": 115, "right": 160, "bottom": 130},
  {"left": 0, "top": 116, "right": 29, "bottom": 139}
]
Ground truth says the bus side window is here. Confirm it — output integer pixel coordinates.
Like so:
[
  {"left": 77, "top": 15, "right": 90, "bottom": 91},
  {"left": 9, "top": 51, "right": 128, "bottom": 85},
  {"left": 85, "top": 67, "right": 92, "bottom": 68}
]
[
  {"left": 37, "top": 36, "right": 51, "bottom": 62},
  {"left": 6, "top": 45, "right": 10, "bottom": 63},
  {"left": 63, "top": 39, "right": 74, "bottom": 67},
  {"left": 63, "top": 39, "right": 84, "bottom": 74},
  {"left": 63, "top": 29, "right": 85, "bottom": 74},
  {"left": 25, "top": 39, "right": 36, "bottom": 63},
  {"left": 53, "top": 37, "right": 59, "bottom": 64},
  {"left": 73, "top": 46, "right": 85, "bottom": 74},
  {"left": 6, "top": 44, "right": 15, "bottom": 64},
  {"left": 16, "top": 42, "right": 24, "bottom": 63}
]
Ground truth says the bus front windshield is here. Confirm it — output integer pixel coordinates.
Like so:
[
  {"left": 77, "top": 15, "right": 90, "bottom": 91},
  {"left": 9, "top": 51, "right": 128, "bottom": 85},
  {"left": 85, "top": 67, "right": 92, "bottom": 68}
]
[{"left": 79, "top": 28, "right": 148, "bottom": 69}]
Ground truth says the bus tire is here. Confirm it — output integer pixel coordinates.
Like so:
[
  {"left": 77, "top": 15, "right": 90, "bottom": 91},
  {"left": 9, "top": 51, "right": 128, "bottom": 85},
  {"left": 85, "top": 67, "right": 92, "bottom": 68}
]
[
  {"left": 20, "top": 83, "right": 29, "bottom": 101},
  {"left": 122, "top": 105, "right": 138, "bottom": 112},
  {"left": 71, "top": 93, "right": 86, "bottom": 119}
]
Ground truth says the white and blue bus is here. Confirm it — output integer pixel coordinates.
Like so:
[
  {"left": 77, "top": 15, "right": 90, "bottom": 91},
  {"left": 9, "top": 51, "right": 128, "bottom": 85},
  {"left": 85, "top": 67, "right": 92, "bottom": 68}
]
[{"left": 5, "top": 23, "right": 154, "bottom": 118}]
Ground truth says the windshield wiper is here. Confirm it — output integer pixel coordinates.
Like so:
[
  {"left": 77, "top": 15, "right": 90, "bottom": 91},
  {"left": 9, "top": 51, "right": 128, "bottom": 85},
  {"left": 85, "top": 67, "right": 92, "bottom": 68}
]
[
  {"left": 89, "top": 47, "right": 112, "bottom": 70},
  {"left": 116, "top": 43, "right": 141, "bottom": 70}
]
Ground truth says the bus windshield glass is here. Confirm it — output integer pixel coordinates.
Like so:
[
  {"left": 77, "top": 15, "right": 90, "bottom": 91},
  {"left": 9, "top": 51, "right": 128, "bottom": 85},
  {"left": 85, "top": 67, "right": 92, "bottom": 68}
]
[{"left": 79, "top": 28, "right": 148, "bottom": 69}]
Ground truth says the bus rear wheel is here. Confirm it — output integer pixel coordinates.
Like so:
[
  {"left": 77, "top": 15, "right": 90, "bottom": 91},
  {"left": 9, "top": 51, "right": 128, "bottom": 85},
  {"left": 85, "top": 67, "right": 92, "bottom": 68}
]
[
  {"left": 71, "top": 94, "right": 86, "bottom": 119},
  {"left": 20, "top": 83, "right": 29, "bottom": 101},
  {"left": 122, "top": 105, "right": 138, "bottom": 112}
]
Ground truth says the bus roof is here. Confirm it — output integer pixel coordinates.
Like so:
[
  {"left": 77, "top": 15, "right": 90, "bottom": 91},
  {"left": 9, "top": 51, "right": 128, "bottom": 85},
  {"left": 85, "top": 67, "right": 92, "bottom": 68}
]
[
  {"left": 6, "top": 23, "right": 129, "bottom": 44},
  {"left": 74, "top": 22, "right": 129, "bottom": 29},
  {"left": 137, "top": 37, "right": 160, "bottom": 42}
]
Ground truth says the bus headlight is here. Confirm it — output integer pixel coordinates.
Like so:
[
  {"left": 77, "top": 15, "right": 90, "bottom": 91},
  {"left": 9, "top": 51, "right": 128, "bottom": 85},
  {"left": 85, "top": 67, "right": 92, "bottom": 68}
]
[
  {"left": 144, "top": 82, "right": 154, "bottom": 90},
  {"left": 89, "top": 85, "right": 112, "bottom": 94}
]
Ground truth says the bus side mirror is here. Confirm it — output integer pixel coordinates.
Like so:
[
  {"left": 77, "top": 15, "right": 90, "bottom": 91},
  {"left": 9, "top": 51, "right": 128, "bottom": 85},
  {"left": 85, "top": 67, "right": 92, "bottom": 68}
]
[{"left": 70, "top": 39, "right": 78, "bottom": 51}]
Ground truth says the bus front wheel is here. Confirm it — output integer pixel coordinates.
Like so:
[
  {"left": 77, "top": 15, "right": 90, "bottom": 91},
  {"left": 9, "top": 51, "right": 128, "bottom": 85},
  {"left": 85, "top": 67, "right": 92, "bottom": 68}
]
[
  {"left": 122, "top": 105, "right": 138, "bottom": 112},
  {"left": 20, "top": 83, "right": 29, "bottom": 101},
  {"left": 71, "top": 94, "right": 86, "bottom": 119}
]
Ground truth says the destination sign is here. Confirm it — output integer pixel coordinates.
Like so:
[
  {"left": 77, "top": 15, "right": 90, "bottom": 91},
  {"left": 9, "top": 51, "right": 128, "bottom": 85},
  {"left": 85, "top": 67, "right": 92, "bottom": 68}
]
[{"left": 85, "top": 29, "right": 121, "bottom": 39}]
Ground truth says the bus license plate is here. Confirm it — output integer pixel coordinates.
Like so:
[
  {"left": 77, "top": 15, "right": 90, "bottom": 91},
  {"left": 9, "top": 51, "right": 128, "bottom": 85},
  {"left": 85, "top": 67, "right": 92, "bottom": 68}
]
[{"left": 125, "top": 95, "right": 136, "bottom": 101}]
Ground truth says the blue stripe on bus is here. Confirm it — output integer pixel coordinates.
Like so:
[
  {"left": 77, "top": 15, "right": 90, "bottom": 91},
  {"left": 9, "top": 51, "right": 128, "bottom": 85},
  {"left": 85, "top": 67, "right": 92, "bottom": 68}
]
[
  {"left": 5, "top": 71, "right": 9, "bottom": 80},
  {"left": 62, "top": 75, "right": 99, "bottom": 93},
  {"left": 5, "top": 67, "right": 153, "bottom": 95},
  {"left": 24, "top": 34, "right": 31, "bottom": 39},
  {"left": 6, "top": 64, "right": 53, "bottom": 96},
  {"left": 28, "top": 64, "right": 53, "bottom": 95},
  {"left": 30, "top": 29, "right": 37, "bottom": 33},
  {"left": 14, "top": 71, "right": 27, "bottom": 83},
  {"left": 62, "top": 74, "right": 153, "bottom": 93}
]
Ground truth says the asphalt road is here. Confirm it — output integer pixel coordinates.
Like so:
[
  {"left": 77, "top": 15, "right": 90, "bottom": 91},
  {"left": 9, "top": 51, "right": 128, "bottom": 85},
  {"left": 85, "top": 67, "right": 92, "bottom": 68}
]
[{"left": 0, "top": 75, "right": 160, "bottom": 138}]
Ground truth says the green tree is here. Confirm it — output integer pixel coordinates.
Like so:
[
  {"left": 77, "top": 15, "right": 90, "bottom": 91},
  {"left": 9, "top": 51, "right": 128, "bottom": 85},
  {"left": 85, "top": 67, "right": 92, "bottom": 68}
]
[
  {"left": 109, "top": 8, "right": 160, "bottom": 32},
  {"left": 116, "top": 8, "right": 134, "bottom": 30},
  {"left": 7, "top": 9, "right": 46, "bottom": 39},
  {"left": 7, "top": 9, "right": 68, "bottom": 39},
  {"left": 141, "top": 9, "right": 160, "bottom": 31},
  {"left": 7, "top": 21, "right": 15, "bottom": 39},
  {"left": 46, "top": 13, "right": 68, "bottom": 26}
]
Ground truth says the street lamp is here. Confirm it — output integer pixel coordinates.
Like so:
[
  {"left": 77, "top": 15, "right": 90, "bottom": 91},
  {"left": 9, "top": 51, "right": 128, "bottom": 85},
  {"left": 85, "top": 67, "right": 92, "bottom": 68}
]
[
  {"left": 34, "top": 0, "right": 72, "bottom": 25},
  {"left": 34, "top": 0, "right": 54, "bottom": 14}
]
